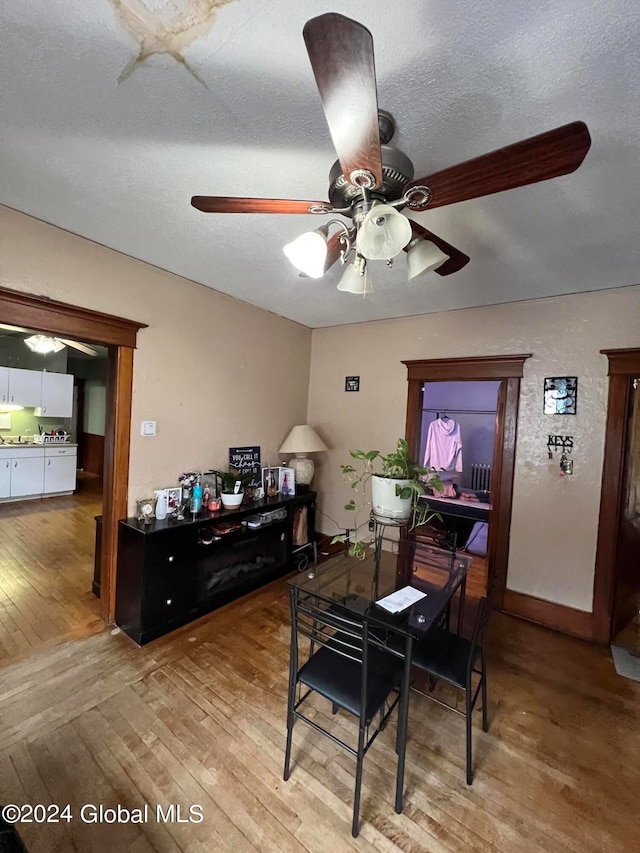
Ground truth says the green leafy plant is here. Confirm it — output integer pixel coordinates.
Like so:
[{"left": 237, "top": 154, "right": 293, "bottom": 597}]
[
  {"left": 212, "top": 468, "right": 254, "bottom": 494},
  {"left": 332, "top": 438, "right": 444, "bottom": 559}
]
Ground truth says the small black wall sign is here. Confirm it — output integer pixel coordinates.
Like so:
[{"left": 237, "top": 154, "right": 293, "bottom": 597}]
[{"left": 345, "top": 376, "right": 360, "bottom": 392}]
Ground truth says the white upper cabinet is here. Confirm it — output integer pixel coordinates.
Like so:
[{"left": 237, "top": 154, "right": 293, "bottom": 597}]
[
  {"left": 37, "top": 372, "right": 73, "bottom": 418},
  {"left": 0, "top": 367, "right": 8, "bottom": 404},
  {"left": 8, "top": 367, "right": 43, "bottom": 408}
]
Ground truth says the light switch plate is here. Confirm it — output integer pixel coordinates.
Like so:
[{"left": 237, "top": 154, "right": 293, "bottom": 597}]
[{"left": 141, "top": 420, "right": 157, "bottom": 436}]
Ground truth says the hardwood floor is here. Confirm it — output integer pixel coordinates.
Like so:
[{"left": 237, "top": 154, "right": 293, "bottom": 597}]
[
  {"left": 0, "top": 532, "right": 639, "bottom": 851},
  {"left": 0, "top": 479, "right": 103, "bottom": 665}
]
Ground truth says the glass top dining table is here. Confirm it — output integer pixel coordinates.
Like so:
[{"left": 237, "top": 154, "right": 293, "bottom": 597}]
[{"left": 288, "top": 540, "right": 472, "bottom": 813}]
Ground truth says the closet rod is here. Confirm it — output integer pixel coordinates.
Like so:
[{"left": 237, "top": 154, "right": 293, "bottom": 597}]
[{"left": 423, "top": 407, "right": 496, "bottom": 415}]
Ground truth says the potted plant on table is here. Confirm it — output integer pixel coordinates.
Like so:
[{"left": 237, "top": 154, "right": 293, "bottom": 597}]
[
  {"left": 212, "top": 468, "right": 255, "bottom": 509},
  {"left": 333, "top": 438, "right": 444, "bottom": 559}
]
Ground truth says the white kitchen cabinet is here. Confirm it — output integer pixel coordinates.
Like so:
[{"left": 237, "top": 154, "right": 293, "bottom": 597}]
[
  {"left": 37, "top": 372, "right": 73, "bottom": 418},
  {"left": 0, "top": 456, "right": 11, "bottom": 498},
  {"left": 9, "top": 449, "right": 45, "bottom": 497},
  {"left": 0, "top": 367, "right": 9, "bottom": 405},
  {"left": 43, "top": 446, "right": 77, "bottom": 493},
  {"left": 8, "top": 367, "right": 43, "bottom": 408}
]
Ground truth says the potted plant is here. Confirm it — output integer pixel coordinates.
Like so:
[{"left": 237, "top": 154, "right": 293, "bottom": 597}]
[
  {"left": 212, "top": 468, "right": 254, "bottom": 509},
  {"left": 333, "top": 438, "right": 443, "bottom": 559}
]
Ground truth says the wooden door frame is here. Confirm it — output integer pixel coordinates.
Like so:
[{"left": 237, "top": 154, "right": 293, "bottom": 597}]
[
  {"left": 0, "top": 286, "right": 146, "bottom": 623},
  {"left": 403, "top": 354, "right": 531, "bottom": 610},
  {"left": 592, "top": 348, "right": 640, "bottom": 643}
]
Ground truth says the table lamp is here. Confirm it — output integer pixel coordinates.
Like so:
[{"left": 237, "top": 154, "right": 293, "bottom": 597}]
[{"left": 279, "top": 425, "right": 328, "bottom": 490}]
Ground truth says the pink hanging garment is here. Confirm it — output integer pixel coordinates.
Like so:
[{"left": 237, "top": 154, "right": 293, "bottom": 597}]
[{"left": 423, "top": 418, "right": 463, "bottom": 472}]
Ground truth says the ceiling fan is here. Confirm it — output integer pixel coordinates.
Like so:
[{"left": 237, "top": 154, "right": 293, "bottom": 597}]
[
  {"left": 0, "top": 324, "right": 98, "bottom": 356},
  {"left": 191, "top": 12, "right": 591, "bottom": 293}
]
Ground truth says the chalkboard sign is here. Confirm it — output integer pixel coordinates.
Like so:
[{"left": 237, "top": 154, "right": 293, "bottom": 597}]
[{"left": 229, "top": 446, "right": 261, "bottom": 488}]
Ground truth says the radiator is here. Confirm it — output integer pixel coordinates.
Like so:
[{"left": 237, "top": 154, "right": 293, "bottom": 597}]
[{"left": 470, "top": 463, "right": 492, "bottom": 492}]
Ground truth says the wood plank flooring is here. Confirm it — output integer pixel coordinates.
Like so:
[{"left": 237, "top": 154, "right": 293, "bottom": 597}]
[
  {"left": 1, "top": 505, "right": 639, "bottom": 851},
  {"left": 0, "top": 478, "right": 103, "bottom": 665}
]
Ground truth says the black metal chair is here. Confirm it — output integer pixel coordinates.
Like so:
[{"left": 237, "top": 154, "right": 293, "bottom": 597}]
[
  {"left": 410, "top": 595, "right": 491, "bottom": 784},
  {"left": 284, "top": 586, "right": 403, "bottom": 837},
  {"left": 409, "top": 530, "right": 464, "bottom": 633}
]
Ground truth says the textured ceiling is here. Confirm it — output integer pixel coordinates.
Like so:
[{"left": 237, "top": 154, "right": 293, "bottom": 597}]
[{"left": 2, "top": 0, "right": 639, "bottom": 328}]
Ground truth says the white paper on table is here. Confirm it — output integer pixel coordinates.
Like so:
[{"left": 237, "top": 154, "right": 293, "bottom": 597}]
[{"left": 375, "top": 586, "right": 427, "bottom": 613}]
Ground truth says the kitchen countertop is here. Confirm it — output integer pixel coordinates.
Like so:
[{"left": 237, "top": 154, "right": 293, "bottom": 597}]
[{"left": 0, "top": 441, "right": 78, "bottom": 448}]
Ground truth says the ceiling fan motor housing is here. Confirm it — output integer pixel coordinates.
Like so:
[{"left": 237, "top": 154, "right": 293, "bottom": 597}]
[{"left": 328, "top": 144, "right": 415, "bottom": 212}]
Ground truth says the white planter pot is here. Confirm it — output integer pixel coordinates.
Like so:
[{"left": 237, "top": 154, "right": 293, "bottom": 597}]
[
  {"left": 371, "top": 475, "right": 412, "bottom": 522},
  {"left": 221, "top": 491, "right": 244, "bottom": 509}
]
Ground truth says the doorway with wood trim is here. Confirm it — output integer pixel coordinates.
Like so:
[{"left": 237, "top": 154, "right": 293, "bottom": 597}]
[
  {"left": 0, "top": 287, "right": 145, "bottom": 629},
  {"left": 593, "top": 348, "right": 640, "bottom": 648},
  {"left": 403, "top": 355, "right": 531, "bottom": 611},
  {"left": 418, "top": 379, "right": 501, "bottom": 599}
]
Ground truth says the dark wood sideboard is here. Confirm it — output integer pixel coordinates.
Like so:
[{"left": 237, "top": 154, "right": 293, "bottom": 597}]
[{"left": 115, "top": 492, "right": 316, "bottom": 645}]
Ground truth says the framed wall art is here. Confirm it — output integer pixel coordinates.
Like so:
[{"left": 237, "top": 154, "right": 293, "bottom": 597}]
[{"left": 544, "top": 377, "right": 578, "bottom": 415}]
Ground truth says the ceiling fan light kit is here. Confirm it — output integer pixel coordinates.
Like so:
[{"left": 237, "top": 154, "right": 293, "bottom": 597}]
[
  {"left": 24, "top": 335, "right": 66, "bottom": 355},
  {"left": 283, "top": 228, "right": 329, "bottom": 278},
  {"left": 337, "top": 255, "right": 374, "bottom": 295},
  {"left": 355, "top": 203, "right": 413, "bottom": 260},
  {"left": 0, "top": 325, "right": 99, "bottom": 357},
  {"left": 191, "top": 12, "right": 591, "bottom": 301},
  {"left": 406, "top": 238, "right": 450, "bottom": 280}
]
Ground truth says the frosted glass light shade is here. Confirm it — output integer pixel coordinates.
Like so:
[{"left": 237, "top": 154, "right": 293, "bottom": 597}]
[
  {"left": 406, "top": 238, "right": 450, "bottom": 280},
  {"left": 356, "top": 204, "right": 412, "bottom": 260},
  {"left": 24, "top": 335, "right": 65, "bottom": 355},
  {"left": 283, "top": 229, "right": 328, "bottom": 278},
  {"left": 337, "top": 261, "right": 374, "bottom": 294}
]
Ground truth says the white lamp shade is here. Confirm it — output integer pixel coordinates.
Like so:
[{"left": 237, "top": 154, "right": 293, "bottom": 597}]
[
  {"left": 406, "top": 238, "right": 450, "bottom": 280},
  {"left": 356, "top": 204, "right": 412, "bottom": 260},
  {"left": 283, "top": 229, "right": 328, "bottom": 278},
  {"left": 279, "top": 425, "right": 328, "bottom": 455},
  {"left": 24, "top": 335, "right": 65, "bottom": 355},
  {"left": 337, "top": 261, "right": 374, "bottom": 294}
]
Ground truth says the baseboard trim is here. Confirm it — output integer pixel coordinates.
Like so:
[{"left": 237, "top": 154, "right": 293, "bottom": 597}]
[{"left": 502, "top": 589, "right": 594, "bottom": 641}]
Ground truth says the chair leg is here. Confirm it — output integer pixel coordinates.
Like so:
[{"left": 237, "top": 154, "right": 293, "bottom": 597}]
[
  {"left": 481, "top": 649, "right": 489, "bottom": 732},
  {"left": 332, "top": 702, "right": 339, "bottom": 715},
  {"left": 352, "top": 728, "right": 366, "bottom": 837},
  {"left": 284, "top": 657, "right": 297, "bottom": 781},
  {"left": 283, "top": 712, "right": 294, "bottom": 781},
  {"left": 465, "top": 686, "right": 473, "bottom": 785}
]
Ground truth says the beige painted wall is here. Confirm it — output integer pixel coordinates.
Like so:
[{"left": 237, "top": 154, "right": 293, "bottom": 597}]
[
  {"left": 308, "top": 285, "right": 640, "bottom": 613},
  {"left": 0, "top": 207, "right": 312, "bottom": 511}
]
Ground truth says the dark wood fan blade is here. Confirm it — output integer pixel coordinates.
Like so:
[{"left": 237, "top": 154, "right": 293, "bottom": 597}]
[
  {"left": 303, "top": 13, "right": 382, "bottom": 188},
  {"left": 191, "top": 196, "right": 332, "bottom": 214},
  {"left": 405, "top": 222, "right": 470, "bottom": 276},
  {"left": 405, "top": 121, "right": 591, "bottom": 211},
  {"left": 323, "top": 230, "right": 344, "bottom": 273}
]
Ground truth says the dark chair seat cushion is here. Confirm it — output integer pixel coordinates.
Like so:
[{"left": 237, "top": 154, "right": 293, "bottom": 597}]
[
  {"left": 411, "top": 627, "right": 478, "bottom": 689},
  {"left": 298, "top": 642, "right": 402, "bottom": 726}
]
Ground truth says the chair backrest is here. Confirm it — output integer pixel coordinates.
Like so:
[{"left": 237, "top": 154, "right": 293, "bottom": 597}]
[
  {"left": 291, "top": 587, "right": 369, "bottom": 664},
  {"left": 467, "top": 594, "right": 493, "bottom": 674},
  {"left": 289, "top": 587, "right": 376, "bottom": 721},
  {"left": 401, "top": 534, "right": 459, "bottom": 586},
  {"left": 415, "top": 526, "right": 458, "bottom": 553}
]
